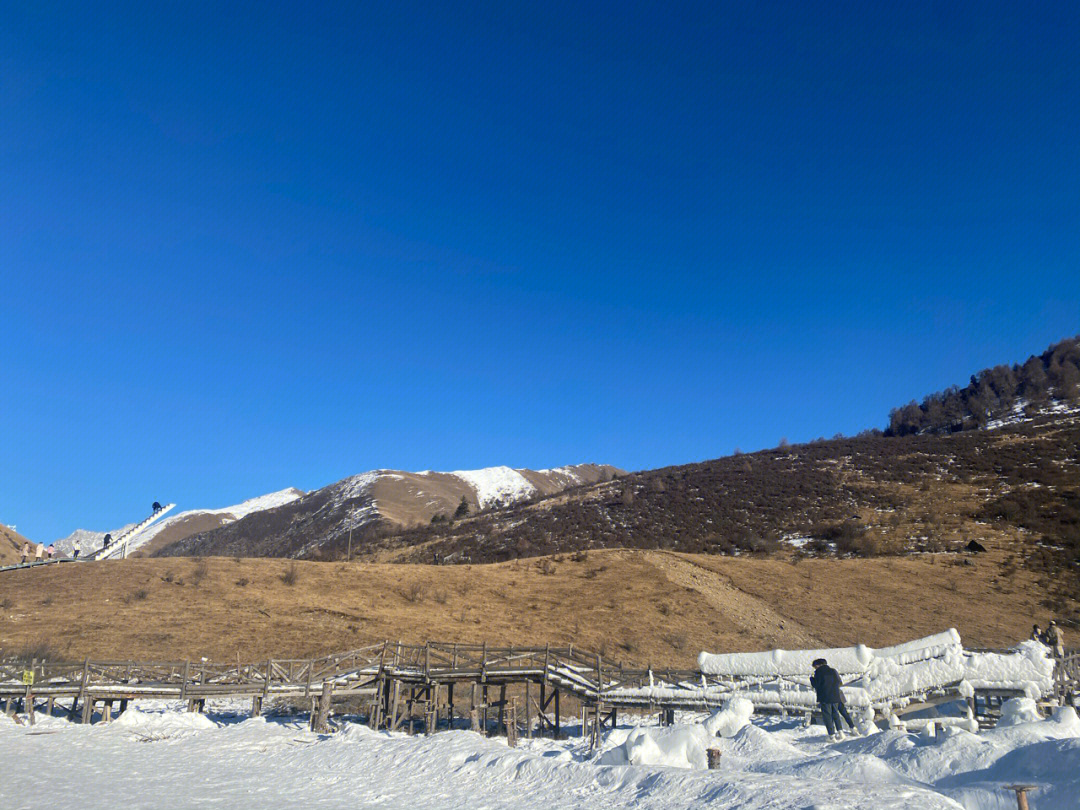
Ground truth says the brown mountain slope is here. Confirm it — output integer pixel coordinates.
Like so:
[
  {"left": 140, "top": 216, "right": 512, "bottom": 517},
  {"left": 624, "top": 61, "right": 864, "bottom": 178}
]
[
  {"left": 0, "top": 525, "right": 36, "bottom": 565},
  {"left": 156, "top": 464, "right": 622, "bottom": 560},
  {"left": 0, "top": 548, "right": 1069, "bottom": 664},
  {"left": 371, "top": 411, "right": 1079, "bottom": 605}
]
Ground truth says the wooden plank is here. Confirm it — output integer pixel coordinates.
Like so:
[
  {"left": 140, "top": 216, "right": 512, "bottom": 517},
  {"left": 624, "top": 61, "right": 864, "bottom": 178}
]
[{"left": 312, "top": 681, "right": 332, "bottom": 733}]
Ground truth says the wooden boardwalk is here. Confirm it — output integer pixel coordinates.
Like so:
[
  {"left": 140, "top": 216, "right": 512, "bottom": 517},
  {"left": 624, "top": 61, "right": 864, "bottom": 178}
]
[{"left": 2, "top": 642, "right": 1075, "bottom": 744}]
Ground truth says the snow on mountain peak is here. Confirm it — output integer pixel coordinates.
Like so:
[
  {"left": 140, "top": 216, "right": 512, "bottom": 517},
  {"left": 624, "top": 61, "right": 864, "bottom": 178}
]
[{"left": 450, "top": 466, "right": 539, "bottom": 508}]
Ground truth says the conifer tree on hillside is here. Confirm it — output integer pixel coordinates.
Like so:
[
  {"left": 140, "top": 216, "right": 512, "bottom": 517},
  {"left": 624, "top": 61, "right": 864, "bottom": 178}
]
[
  {"left": 886, "top": 336, "right": 1080, "bottom": 436},
  {"left": 453, "top": 496, "right": 470, "bottom": 519}
]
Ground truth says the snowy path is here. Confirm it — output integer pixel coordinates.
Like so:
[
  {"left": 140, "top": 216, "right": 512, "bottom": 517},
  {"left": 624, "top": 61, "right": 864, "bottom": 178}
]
[
  {"left": 0, "top": 712, "right": 963, "bottom": 810},
  {"left": 6, "top": 700, "right": 1078, "bottom": 810}
]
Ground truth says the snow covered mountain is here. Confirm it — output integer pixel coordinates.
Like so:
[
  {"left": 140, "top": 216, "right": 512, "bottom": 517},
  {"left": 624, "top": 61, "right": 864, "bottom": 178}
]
[
  {"left": 155, "top": 464, "right": 623, "bottom": 559},
  {"left": 55, "top": 488, "right": 305, "bottom": 558}
]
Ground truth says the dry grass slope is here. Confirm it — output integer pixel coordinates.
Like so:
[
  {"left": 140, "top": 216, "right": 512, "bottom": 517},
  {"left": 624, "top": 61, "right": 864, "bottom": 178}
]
[{"left": 0, "top": 547, "right": 1069, "bottom": 664}]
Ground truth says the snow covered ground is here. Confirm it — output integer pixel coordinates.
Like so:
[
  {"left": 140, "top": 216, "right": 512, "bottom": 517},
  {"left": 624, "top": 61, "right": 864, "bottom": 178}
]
[
  {"left": 2, "top": 699, "right": 1077, "bottom": 810},
  {"left": 447, "top": 466, "right": 539, "bottom": 508}
]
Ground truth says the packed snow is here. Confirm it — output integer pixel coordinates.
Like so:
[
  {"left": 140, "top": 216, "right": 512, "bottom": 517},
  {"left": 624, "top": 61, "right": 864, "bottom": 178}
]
[
  {"left": 2, "top": 697, "right": 1077, "bottom": 809},
  {"left": 450, "top": 466, "right": 539, "bottom": 508}
]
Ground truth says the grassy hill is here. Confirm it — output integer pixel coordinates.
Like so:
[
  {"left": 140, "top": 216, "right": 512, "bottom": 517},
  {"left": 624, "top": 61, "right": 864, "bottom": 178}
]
[
  {"left": 0, "top": 525, "right": 36, "bottom": 566},
  {"left": 0, "top": 547, "right": 1070, "bottom": 664},
  {"left": 331, "top": 410, "right": 1078, "bottom": 614}
]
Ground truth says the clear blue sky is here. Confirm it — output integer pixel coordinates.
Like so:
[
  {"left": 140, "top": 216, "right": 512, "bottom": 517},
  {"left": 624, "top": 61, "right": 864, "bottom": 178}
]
[{"left": 3, "top": 2, "right": 1078, "bottom": 541}]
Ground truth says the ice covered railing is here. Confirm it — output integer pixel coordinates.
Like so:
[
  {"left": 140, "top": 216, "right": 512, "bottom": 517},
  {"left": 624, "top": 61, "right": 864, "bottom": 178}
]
[
  {"left": 960, "top": 641, "right": 1055, "bottom": 700},
  {"left": 596, "top": 631, "right": 969, "bottom": 715},
  {"left": 696, "top": 629, "right": 963, "bottom": 681},
  {"left": 616, "top": 630, "right": 970, "bottom": 716}
]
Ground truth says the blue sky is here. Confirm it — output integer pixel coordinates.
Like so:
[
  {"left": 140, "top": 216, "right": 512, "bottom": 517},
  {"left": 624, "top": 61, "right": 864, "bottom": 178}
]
[{"left": 3, "top": 2, "right": 1079, "bottom": 541}]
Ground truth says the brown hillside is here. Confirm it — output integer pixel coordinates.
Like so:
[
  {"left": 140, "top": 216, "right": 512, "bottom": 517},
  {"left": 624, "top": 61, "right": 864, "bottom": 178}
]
[
  {"left": 364, "top": 411, "right": 1080, "bottom": 622},
  {"left": 132, "top": 513, "right": 235, "bottom": 557},
  {"left": 0, "top": 548, "right": 1069, "bottom": 665},
  {"left": 0, "top": 525, "right": 36, "bottom": 566},
  {"left": 157, "top": 464, "right": 622, "bottom": 560}
]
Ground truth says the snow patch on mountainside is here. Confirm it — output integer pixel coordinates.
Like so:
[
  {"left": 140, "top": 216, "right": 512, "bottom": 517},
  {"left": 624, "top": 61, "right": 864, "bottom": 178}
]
[
  {"left": 205, "top": 488, "right": 305, "bottom": 519},
  {"left": 450, "top": 466, "right": 539, "bottom": 508}
]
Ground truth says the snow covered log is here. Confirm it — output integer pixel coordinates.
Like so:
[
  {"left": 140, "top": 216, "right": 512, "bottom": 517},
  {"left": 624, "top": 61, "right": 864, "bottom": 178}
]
[
  {"left": 696, "top": 629, "right": 962, "bottom": 679},
  {"left": 960, "top": 641, "right": 1056, "bottom": 699}
]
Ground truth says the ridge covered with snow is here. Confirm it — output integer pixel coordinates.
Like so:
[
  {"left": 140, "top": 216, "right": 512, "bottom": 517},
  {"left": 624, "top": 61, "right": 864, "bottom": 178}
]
[{"left": 446, "top": 466, "right": 539, "bottom": 508}]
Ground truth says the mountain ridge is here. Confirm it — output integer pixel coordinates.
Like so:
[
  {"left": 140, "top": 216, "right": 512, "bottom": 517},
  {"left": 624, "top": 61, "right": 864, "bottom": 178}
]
[{"left": 155, "top": 463, "right": 623, "bottom": 559}]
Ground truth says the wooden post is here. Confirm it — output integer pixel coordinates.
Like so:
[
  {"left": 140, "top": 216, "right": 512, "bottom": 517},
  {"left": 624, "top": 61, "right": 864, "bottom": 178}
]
[
  {"left": 525, "top": 681, "right": 532, "bottom": 739},
  {"left": 102, "top": 700, "right": 113, "bottom": 723},
  {"left": 554, "top": 688, "right": 561, "bottom": 739},
  {"left": 251, "top": 695, "right": 262, "bottom": 718},
  {"left": 425, "top": 699, "right": 436, "bottom": 736},
  {"left": 1004, "top": 785, "right": 1037, "bottom": 810},
  {"left": 46, "top": 697, "right": 55, "bottom": 716},
  {"left": 707, "top": 748, "right": 722, "bottom": 770},
  {"left": 447, "top": 682, "right": 455, "bottom": 728},
  {"left": 72, "top": 659, "right": 90, "bottom": 721},
  {"left": 406, "top": 687, "right": 416, "bottom": 736},
  {"left": 539, "top": 681, "right": 547, "bottom": 738},
  {"left": 506, "top": 700, "right": 518, "bottom": 748},
  {"left": 263, "top": 659, "right": 273, "bottom": 707},
  {"left": 390, "top": 679, "right": 402, "bottom": 731},
  {"left": 119, "top": 698, "right": 128, "bottom": 716},
  {"left": 498, "top": 684, "right": 507, "bottom": 736},
  {"left": 312, "top": 681, "right": 332, "bottom": 733},
  {"left": 25, "top": 688, "right": 35, "bottom": 726},
  {"left": 180, "top": 660, "right": 191, "bottom": 704},
  {"left": 482, "top": 684, "right": 489, "bottom": 736},
  {"left": 81, "top": 699, "right": 94, "bottom": 725}
]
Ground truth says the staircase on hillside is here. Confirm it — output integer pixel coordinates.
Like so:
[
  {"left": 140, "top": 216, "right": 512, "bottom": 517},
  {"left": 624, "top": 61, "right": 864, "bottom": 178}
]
[{"left": 92, "top": 504, "right": 176, "bottom": 561}]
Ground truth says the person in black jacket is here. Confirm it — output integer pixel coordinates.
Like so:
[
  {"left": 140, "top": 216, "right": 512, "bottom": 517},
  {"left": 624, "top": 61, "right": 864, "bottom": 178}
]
[{"left": 811, "top": 658, "right": 856, "bottom": 739}]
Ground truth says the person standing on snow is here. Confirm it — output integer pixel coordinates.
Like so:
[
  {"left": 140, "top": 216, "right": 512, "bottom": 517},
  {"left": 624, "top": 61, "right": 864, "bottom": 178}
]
[
  {"left": 72, "top": 538, "right": 81, "bottom": 559},
  {"left": 1032, "top": 624, "right": 1044, "bottom": 643},
  {"left": 811, "top": 658, "right": 856, "bottom": 740},
  {"left": 1046, "top": 620, "right": 1065, "bottom": 659}
]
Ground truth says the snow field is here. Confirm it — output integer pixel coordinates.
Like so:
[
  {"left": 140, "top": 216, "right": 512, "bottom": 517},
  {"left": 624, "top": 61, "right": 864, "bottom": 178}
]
[
  {"left": 2, "top": 698, "right": 1078, "bottom": 809},
  {"left": 449, "top": 466, "right": 539, "bottom": 508}
]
